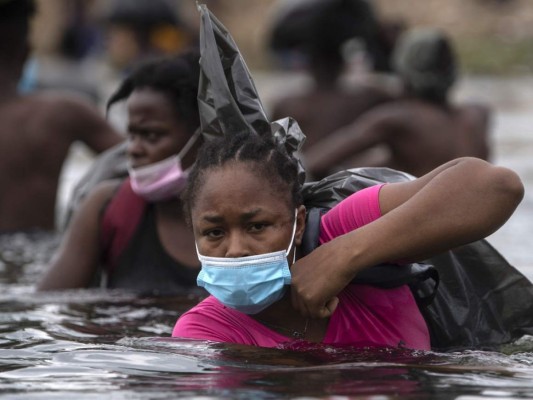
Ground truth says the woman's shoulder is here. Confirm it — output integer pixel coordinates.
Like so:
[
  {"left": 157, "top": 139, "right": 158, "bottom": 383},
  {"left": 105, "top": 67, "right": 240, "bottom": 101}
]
[
  {"left": 318, "top": 184, "right": 385, "bottom": 243},
  {"left": 173, "top": 297, "right": 287, "bottom": 347},
  {"left": 92, "top": 179, "right": 124, "bottom": 200},
  {"left": 69, "top": 179, "right": 124, "bottom": 223},
  {"left": 172, "top": 296, "right": 237, "bottom": 339}
]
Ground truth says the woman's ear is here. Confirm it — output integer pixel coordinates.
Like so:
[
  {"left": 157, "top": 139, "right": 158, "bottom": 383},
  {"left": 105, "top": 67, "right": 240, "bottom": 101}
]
[{"left": 294, "top": 205, "right": 306, "bottom": 247}]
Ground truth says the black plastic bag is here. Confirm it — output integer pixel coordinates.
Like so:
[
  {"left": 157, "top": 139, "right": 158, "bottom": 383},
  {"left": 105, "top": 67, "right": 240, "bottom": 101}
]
[{"left": 197, "top": 3, "right": 307, "bottom": 184}]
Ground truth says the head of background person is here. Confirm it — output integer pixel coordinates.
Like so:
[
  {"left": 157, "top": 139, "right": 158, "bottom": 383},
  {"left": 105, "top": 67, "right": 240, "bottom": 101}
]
[
  {"left": 0, "top": 0, "right": 36, "bottom": 83},
  {"left": 106, "top": 49, "right": 201, "bottom": 201},
  {"left": 268, "top": 0, "right": 391, "bottom": 85},
  {"left": 182, "top": 131, "right": 306, "bottom": 262},
  {"left": 100, "top": 0, "right": 196, "bottom": 73},
  {"left": 392, "top": 28, "right": 457, "bottom": 105}
]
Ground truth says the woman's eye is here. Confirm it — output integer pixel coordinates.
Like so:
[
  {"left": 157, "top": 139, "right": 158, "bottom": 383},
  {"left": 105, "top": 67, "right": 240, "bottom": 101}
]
[
  {"left": 127, "top": 129, "right": 161, "bottom": 143},
  {"left": 205, "top": 229, "right": 224, "bottom": 239},
  {"left": 145, "top": 131, "right": 160, "bottom": 143},
  {"left": 249, "top": 223, "right": 267, "bottom": 233}
]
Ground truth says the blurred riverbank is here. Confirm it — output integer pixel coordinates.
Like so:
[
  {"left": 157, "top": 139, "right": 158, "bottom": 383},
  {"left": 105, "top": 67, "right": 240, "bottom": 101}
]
[
  {"left": 58, "top": 73, "right": 533, "bottom": 280},
  {"left": 455, "top": 75, "right": 533, "bottom": 280}
]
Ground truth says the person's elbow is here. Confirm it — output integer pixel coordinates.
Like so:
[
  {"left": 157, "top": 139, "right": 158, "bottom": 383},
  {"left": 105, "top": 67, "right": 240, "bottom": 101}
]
[
  {"left": 465, "top": 156, "right": 524, "bottom": 211},
  {"left": 491, "top": 163, "right": 524, "bottom": 210}
]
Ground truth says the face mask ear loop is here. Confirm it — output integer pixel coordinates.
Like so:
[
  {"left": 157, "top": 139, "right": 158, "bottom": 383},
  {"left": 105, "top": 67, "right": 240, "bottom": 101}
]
[
  {"left": 194, "top": 241, "right": 203, "bottom": 259},
  {"left": 287, "top": 209, "right": 299, "bottom": 265},
  {"left": 177, "top": 128, "right": 202, "bottom": 160}
]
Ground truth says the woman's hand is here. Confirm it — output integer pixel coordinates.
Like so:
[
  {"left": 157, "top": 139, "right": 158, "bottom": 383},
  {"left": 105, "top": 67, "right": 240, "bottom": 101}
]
[
  {"left": 290, "top": 233, "right": 359, "bottom": 319},
  {"left": 290, "top": 157, "right": 524, "bottom": 319}
]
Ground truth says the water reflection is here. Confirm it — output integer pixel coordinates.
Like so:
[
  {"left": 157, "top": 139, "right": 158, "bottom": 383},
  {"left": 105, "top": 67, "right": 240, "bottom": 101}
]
[{"left": 1, "top": 217, "right": 533, "bottom": 397}]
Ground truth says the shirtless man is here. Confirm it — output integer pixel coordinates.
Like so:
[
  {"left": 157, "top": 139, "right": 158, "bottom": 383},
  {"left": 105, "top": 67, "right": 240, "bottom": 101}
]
[
  {"left": 269, "top": 0, "right": 396, "bottom": 150},
  {"left": 305, "top": 28, "right": 491, "bottom": 179},
  {"left": 0, "top": 0, "right": 123, "bottom": 232}
]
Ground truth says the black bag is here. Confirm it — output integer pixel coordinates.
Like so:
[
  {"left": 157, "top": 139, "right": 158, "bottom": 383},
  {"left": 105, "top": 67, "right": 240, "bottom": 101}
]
[{"left": 301, "top": 167, "right": 533, "bottom": 351}]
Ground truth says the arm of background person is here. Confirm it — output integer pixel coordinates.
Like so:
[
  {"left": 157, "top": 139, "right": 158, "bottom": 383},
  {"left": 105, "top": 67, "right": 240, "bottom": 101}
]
[
  {"left": 467, "top": 103, "right": 492, "bottom": 162},
  {"left": 36, "top": 180, "right": 120, "bottom": 290},
  {"left": 291, "top": 157, "right": 524, "bottom": 318},
  {"left": 304, "top": 107, "right": 397, "bottom": 179},
  {"left": 54, "top": 95, "right": 125, "bottom": 153},
  {"left": 62, "top": 142, "right": 129, "bottom": 229}
]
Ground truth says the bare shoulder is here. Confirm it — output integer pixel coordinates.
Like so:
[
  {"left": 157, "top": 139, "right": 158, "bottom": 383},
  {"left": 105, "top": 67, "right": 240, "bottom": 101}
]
[
  {"left": 80, "top": 179, "right": 123, "bottom": 212},
  {"left": 270, "top": 94, "right": 306, "bottom": 120},
  {"left": 456, "top": 102, "right": 492, "bottom": 131},
  {"left": 461, "top": 102, "right": 491, "bottom": 120},
  {"left": 356, "top": 99, "right": 415, "bottom": 124},
  {"left": 30, "top": 92, "right": 121, "bottom": 149},
  {"left": 63, "top": 178, "right": 124, "bottom": 230},
  {"left": 23, "top": 92, "right": 107, "bottom": 135},
  {"left": 33, "top": 91, "right": 104, "bottom": 119},
  {"left": 93, "top": 178, "right": 123, "bottom": 195}
]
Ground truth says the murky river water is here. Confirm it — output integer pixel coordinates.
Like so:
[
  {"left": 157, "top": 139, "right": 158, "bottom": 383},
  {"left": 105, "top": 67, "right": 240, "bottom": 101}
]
[{"left": 2, "top": 75, "right": 533, "bottom": 398}]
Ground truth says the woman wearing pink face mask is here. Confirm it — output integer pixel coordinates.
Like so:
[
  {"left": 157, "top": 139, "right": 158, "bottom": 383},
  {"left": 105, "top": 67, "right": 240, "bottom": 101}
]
[{"left": 37, "top": 51, "right": 203, "bottom": 295}]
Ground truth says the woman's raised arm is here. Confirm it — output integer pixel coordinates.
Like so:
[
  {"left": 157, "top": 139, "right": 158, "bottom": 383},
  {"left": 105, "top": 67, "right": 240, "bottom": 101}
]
[{"left": 291, "top": 157, "right": 524, "bottom": 318}]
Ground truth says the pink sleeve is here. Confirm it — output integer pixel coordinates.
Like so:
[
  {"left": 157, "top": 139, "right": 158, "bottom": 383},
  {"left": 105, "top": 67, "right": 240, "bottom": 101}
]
[
  {"left": 172, "top": 297, "right": 243, "bottom": 343},
  {"left": 172, "top": 312, "right": 233, "bottom": 342},
  {"left": 319, "top": 184, "right": 385, "bottom": 244},
  {"left": 171, "top": 297, "right": 289, "bottom": 347}
]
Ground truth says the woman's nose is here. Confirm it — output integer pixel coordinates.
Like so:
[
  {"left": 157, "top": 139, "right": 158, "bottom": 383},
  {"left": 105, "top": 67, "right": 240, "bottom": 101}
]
[
  {"left": 127, "top": 135, "right": 144, "bottom": 159},
  {"left": 225, "top": 233, "right": 251, "bottom": 258}
]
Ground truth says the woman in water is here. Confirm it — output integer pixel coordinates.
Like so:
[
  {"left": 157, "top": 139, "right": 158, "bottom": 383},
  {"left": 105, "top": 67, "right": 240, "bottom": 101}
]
[
  {"left": 38, "top": 51, "right": 202, "bottom": 295},
  {"left": 172, "top": 132, "right": 523, "bottom": 349}
]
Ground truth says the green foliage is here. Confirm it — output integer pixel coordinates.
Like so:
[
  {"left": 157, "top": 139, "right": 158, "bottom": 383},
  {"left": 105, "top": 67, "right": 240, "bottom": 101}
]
[{"left": 456, "top": 36, "right": 533, "bottom": 75}]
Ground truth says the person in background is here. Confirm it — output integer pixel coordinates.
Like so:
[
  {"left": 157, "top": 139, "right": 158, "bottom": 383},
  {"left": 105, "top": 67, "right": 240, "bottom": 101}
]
[
  {"left": 305, "top": 28, "right": 491, "bottom": 179},
  {"left": 0, "top": 0, "right": 123, "bottom": 232},
  {"left": 171, "top": 131, "right": 522, "bottom": 348},
  {"left": 37, "top": 51, "right": 203, "bottom": 295},
  {"left": 60, "top": 0, "right": 199, "bottom": 220},
  {"left": 268, "top": 0, "right": 399, "bottom": 156},
  {"left": 102, "top": 0, "right": 196, "bottom": 75}
]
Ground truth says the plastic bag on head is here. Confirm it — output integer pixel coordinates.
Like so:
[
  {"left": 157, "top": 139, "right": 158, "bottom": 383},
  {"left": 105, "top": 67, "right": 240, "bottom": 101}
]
[{"left": 197, "top": 3, "right": 306, "bottom": 183}]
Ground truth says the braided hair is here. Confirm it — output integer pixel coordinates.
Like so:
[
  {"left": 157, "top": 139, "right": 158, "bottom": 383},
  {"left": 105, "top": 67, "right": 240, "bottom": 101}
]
[
  {"left": 183, "top": 132, "right": 302, "bottom": 223},
  {"left": 107, "top": 49, "right": 201, "bottom": 133}
]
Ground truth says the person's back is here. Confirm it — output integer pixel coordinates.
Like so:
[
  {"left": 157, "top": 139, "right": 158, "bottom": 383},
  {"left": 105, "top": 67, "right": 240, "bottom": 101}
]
[
  {"left": 0, "top": 0, "right": 123, "bottom": 231},
  {"left": 0, "top": 93, "right": 121, "bottom": 231},
  {"left": 268, "top": 0, "right": 397, "bottom": 149},
  {"left": 387, "top": 28, "right": 491, "bottom": 175},
  {"left": 304, "top": 28, "right": 491, "bottom": 178},
  {"left": 272, "top": 84, "right": 393, "bottom": 149},
  {"left": 347, "top": 98, "right": 490, "bottom": 177}
]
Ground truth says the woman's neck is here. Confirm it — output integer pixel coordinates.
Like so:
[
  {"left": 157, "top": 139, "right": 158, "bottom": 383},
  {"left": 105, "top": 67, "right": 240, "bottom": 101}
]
[{"left": 252, "top": 289, "right": 329, "bottom": 342}]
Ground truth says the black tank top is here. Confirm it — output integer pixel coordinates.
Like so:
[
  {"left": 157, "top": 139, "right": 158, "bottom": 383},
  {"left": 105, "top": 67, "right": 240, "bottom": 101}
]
[{"left": 106, "top": 205, "right": 200, "bottom": 296}]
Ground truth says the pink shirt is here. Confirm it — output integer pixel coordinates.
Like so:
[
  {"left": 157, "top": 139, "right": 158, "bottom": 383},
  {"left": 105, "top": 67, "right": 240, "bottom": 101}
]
[{"left": 173, "top": 184, "right": 430, "bottom": 350}]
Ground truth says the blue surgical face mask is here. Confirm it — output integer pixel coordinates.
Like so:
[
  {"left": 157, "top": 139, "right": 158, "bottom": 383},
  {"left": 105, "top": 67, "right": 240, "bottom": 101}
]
[{"left": 196, "top": 210, "right": 298, "bottom": 315}]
